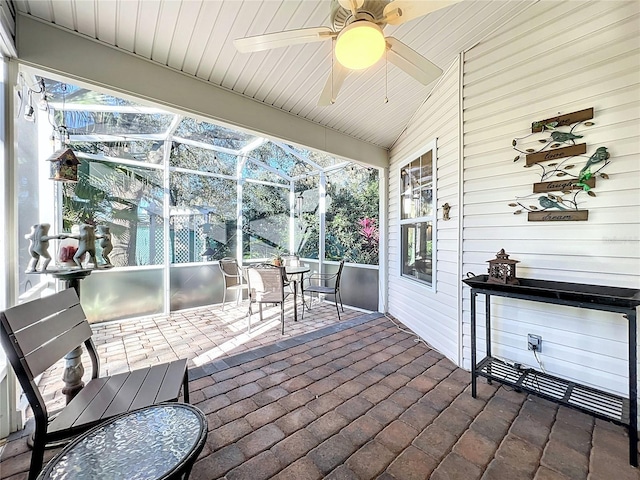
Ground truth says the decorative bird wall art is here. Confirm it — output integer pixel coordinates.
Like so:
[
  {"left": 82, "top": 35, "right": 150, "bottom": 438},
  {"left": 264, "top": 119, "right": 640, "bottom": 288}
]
[{"left": 508, "top": 107, "right": 610, "bottom": 222}]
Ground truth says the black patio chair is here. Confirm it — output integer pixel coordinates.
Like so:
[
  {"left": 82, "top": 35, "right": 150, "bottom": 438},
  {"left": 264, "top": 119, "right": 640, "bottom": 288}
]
[{"left": 303, "top": 259, "right": 345, "bottom": 320}]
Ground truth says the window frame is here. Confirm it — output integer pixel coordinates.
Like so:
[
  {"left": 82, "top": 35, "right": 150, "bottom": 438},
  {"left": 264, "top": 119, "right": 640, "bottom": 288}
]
[{"left": 398, "top": 139, "right": 437, "bottom": 289}]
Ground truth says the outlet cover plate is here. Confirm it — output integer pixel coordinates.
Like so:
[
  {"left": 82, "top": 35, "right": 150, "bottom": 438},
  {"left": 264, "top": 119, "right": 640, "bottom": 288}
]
[{"left": 527, "top": 334, "right": 542, "bottom": 352}]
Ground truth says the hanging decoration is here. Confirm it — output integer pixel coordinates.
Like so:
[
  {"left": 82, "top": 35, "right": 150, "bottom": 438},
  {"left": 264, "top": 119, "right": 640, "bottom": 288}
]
[
  {"left": 508, "top": 107, "right": 610, "bottom": 222},
  {"left": 48, "top": 82, "right": 80, "bottom": 181},
  {"left": 47, "top": 148, "right": 80, "bottom": 182}
]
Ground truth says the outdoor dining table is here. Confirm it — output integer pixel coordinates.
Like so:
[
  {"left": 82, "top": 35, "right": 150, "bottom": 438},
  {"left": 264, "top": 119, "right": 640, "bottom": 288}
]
[{"left": 36, "top": 403, "right": 207, "bottom": 480}]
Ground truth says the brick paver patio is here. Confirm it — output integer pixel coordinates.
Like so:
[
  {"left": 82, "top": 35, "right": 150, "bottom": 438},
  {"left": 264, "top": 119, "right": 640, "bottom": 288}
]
[{"left": 1, "top": 300, "right": 638, "bottom": 480}]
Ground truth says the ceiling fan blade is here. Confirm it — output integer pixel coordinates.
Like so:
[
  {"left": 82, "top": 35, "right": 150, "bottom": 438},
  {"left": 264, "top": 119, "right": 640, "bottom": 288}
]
[
  {"left": 234, "top": 27, "right": 335, "bottom": 53},
  {"left": 383, "top": 0, "right": 461, "bottom": 25},
  {"left": 386, "top": 37, "right": 442, "bottom": 85},
  {"left": 317, "top": 60, "right": 350, "bottom": 107},
  {"left": 338, "top": 0, "right": 365, "bottom": 17}
]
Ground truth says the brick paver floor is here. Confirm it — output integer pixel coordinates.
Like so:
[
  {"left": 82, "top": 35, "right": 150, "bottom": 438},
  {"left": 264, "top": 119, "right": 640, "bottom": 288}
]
[{"left": 1, "top": 305, "right": 638, "bottom": 480}]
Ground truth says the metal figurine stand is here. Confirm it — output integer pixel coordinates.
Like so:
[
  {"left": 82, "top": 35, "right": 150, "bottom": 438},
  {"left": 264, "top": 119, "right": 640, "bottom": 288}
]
[
  {"left": 25, "top": 222, "right": 112, "bottom": 404},
  {"left": 51, "top": 269, "right": 93, "bottom": 404}
]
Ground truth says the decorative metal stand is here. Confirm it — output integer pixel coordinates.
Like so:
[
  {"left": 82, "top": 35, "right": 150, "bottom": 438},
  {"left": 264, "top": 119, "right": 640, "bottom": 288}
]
[
  {"left": 463, "top": 275, "right": 639, "bottom": 467},
  {"left": 51, "top": 269, "right": 93, "bottom": 404}
]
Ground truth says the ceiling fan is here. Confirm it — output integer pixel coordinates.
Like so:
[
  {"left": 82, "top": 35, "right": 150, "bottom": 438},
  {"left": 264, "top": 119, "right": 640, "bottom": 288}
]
[{"left": 234, "top": 0, "right": 460, "bottom": 106}]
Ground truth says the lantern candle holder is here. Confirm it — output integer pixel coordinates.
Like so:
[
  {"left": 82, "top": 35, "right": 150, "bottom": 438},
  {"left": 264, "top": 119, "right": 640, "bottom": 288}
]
[{"left": 487, "top": 249, "right": 520, "bottom": 285}]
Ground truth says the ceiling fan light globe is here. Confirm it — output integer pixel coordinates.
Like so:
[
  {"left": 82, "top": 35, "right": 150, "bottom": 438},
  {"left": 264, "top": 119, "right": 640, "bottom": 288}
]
[{"left": 335, "top": 22, "right": 385, "bottom": 70}]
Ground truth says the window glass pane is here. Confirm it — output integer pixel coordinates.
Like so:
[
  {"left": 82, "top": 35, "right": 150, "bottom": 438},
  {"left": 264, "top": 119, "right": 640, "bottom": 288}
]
[
  {"left": 170, "top": 173, "right": 236, "bottom": 262},
  {"left": 249, "top": 143, "right": 312, "bottom": 178},
  {"left": 418, "top": 152, "right": 433, "bottom": 217},
  {"left": 43, "top": 79, "right": 138, "bottom": 107},
  {"left": 401, "top": 150, "right": 433, "bottom": 220},
  {"left": 72, "top": 140, "right": 165, "bottom": 165},
  {"left": 244, "top": 160, "right": 288, "bottom": 184},
  {"left": 242, "top": 183, "right": 289, "bottom": 259},
  {"left": 295, "top": 183, "right": 319, "bottom": 259},
  {"left": 17, "top": 105, "right": 45, "bottom": 295},
  {"left": 170, "top": 143, "right": 237, "bottom": 176},
  {"left": 401, "top": 222, "right": 433, "bottom": 284},
  {"left": 62, "top": 110, "right": 174, "bottom": 136},
  {"left": 284, "top": 144, "right": 339, "bottom": 169},
  {"left": 325, "top": 165, "right": 379, "bottom": 264},
  {"left": 174, "top": 117, "right": 258, "bottom": 150},
  {"left": 400, "top": 159, "right": 416, "bottom": 220},
  {"left": 62, "top": 160, "right": 164, "bottom": 267}
]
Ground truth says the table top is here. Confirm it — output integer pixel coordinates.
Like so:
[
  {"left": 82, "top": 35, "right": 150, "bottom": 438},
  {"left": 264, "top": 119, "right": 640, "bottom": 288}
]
[
  {"left": 37, "top": 403, "right": 207, "bottom": 480},
  {"left": 284, "top": 265, "right": 310, "bottom": 275},
  {"left": 463, "top": 274, "right": 640, "bottom": 309}
]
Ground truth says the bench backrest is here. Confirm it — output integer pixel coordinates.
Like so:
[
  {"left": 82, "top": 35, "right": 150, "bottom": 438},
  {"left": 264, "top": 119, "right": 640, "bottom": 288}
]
[{"left": 0, "top": 288, "right": 93, "bottom": 381}]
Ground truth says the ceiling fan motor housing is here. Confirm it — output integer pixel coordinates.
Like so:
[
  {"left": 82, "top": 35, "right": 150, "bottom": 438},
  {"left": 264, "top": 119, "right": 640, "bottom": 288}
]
[{"left": 331, "top": 0, "right": 390, "bottom": 30}]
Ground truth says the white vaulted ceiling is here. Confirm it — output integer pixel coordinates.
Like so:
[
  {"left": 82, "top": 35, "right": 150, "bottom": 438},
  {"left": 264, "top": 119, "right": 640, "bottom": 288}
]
[{"left": 14, "top": 0, "right": 534, "bottom": 150}]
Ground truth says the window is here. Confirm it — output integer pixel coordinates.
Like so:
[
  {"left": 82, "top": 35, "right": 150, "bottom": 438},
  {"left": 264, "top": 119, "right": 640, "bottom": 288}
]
[{"left": 399, "top": 142, "right": 435, "bottom": 286}]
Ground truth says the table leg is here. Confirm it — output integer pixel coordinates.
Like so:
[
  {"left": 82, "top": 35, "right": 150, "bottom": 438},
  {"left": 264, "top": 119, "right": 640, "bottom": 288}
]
[
  {"left": 293, "top": 280, "right": 298, "bottom": 322},
  {"left": 628, "top": 310, "right": 638, "bottom": 467},
  {"left": 471, "top": 290, "right": 477, "bottom": 398}
]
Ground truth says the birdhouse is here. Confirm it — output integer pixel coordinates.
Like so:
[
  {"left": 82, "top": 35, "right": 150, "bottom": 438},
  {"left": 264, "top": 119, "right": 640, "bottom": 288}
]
[
  {"left": 47, "top": 148, "right": 79, "bottom": 182},
  {"left": 487, "top": 249, "right": 520, "bottom": 285}
]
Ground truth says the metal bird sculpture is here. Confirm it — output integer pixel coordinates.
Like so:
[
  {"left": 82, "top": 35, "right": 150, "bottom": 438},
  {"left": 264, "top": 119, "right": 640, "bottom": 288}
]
[
  {"left": 539, "top": 196, "right": 568, "bottom": 210},
  {"left": 550, "top": 131, "right": 583, "bottom": 144},
  {"left": 579, "top": 146, "right": 609, "bottom": 176}
]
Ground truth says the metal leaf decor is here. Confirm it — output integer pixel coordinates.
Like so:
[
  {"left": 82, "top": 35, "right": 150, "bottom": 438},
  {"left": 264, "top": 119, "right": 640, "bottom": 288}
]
[{"left": 510, "top": 107, "right": 609, "bottom": 221}]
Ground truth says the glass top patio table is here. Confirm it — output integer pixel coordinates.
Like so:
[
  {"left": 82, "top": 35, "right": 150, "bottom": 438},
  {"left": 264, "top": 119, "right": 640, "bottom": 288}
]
[{"left": 36, "top": 403, "right": 207, "bottom": 480}]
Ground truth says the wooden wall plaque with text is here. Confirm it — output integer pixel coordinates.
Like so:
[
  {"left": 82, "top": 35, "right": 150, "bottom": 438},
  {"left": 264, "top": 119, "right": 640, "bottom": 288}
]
[
  {"left": 528, "top": 210, "right": 589, "bottom": 222},
  {"left": 533, "top": 177, "right": 595, "bottom": 193},
  {"left": 531, "top": 108, "right": 594, "bottom": 133},
  {"left": 526, "top": 144, "right": 587, "bottom": 166}
]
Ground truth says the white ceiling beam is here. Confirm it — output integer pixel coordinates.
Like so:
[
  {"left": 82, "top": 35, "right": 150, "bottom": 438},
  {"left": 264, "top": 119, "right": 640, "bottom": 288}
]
[{"left": 16, "top": 14, "right": 389, "bottom": 169}]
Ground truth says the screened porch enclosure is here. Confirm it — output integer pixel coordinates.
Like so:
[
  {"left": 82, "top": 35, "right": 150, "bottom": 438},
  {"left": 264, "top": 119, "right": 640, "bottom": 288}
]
[{"left": 18, "top": 76, "right": 380, "bottom": 322}]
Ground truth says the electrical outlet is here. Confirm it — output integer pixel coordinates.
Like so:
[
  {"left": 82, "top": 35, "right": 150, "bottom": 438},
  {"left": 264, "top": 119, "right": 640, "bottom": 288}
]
[{"left": 527, "top": 334, "right": 542, "bottom": 352}]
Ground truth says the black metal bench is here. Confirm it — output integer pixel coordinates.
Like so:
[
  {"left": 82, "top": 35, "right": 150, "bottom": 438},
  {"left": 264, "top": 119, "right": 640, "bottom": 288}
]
[{"left": 0, "top": 288, "right": 189, "bottom": 480}]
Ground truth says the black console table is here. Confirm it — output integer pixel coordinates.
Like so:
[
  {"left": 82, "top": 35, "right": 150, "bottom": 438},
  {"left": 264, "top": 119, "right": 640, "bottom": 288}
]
[{"left": 463, "top": 275, "right": 640, "bottom": 467}]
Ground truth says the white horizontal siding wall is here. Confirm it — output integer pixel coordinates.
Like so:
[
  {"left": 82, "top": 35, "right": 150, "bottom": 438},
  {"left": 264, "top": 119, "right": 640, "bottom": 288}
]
[
  {"left": 387, "top": 57, "right": 461, "bottom": 364},
  {"left": 461, "top": 0, "right": 640, "bottom": 406}
]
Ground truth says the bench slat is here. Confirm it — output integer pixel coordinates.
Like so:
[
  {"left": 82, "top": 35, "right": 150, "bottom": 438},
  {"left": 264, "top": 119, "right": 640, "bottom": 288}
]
[
  {"left": 128, "top": 364, "right": 171, "bottom": 411},
  {"left": 23, "top": 321, "right": 94, "bottom": 378},
  {"left": 156, "top": 359, "right": 188, "bottom": 402},
  {"left": 48, "top": 377, "right": 110, "bottom": 436},
  {"left": 2, "top": 288, "right": 79, "bottom": 333},
  {"left": 72, "top": 373, "right": 132, "bottom": 427},
  {"left": 13, "top": 304, "right": 88, "bottom": 357},
  {"left": 102, "top": 368, "right": 152, "bottom": 418}
]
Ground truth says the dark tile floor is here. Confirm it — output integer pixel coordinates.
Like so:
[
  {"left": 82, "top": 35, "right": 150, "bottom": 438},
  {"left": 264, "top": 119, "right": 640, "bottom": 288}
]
[{"left": 1, "top": 308, "right": 638, "bottom": 480}]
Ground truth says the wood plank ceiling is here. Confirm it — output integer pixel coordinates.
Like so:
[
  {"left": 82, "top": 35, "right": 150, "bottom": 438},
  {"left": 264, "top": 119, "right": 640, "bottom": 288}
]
[{"left": 14, "top": 0, "right": 534, "bottom": 150}]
